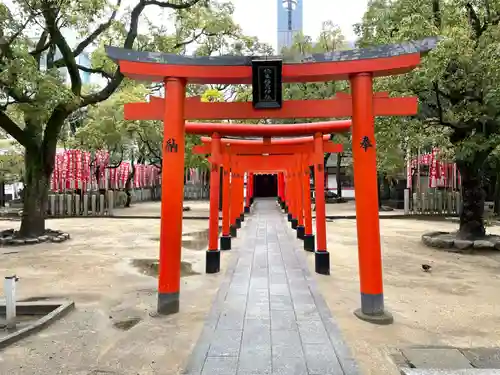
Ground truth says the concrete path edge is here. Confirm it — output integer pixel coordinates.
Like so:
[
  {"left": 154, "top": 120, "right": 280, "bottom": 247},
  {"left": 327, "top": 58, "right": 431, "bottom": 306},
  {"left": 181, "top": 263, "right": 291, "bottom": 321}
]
[{"left": 0, "top": 300, "right": 75, "bottom": 350}]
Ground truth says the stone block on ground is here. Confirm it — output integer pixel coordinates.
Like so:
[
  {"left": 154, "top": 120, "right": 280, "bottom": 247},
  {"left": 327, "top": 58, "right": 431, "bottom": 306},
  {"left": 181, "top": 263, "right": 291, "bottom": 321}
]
[
  {"left": 461, "top": 348, "right": 500, "bottom": 369},
  {"left": 401, "top": 348, "right": 473, "bottom": 369}
]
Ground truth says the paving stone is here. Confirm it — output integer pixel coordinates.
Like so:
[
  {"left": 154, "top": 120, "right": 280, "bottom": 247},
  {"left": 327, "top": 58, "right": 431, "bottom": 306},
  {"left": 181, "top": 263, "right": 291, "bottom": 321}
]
[
  {"left": 208, "top": 330, "right": 243, "bottom": 357},
  {"left": 202, "top": 357, "right": 239, "bottom": 375},
  {"left": 461, "top": 348, "right": 500, "bottom": 369},
  {"left": 271, "top": 330, "right": 304, "bottom": 358},
  {"left": 271, "top": 310, "right": 297, "bottom": 330},
  {"left": 402, "top": 348, "right": 473, "bottom": 369},
  {"left": 245, "top": 304, "right": 270, "bottom": 319},
  {"left": 297, "top": 320, "right": 330, "bottom": 345},
  {"left": 303, "top": 344, "right": 344, "bottom": 375},
  {"left": 272, "top": 355, "right": 308, "bottom": 375},
  {"left": 270, "top": 295, "right": 294, "bottom": 311},
  {"left": 270, "top": 284, "right": 290, "bottom": 296},
  {"left": 218, "top": 310, "right": 245, "bottom": 330},
  {"left": 245, "top": 318, "right": 270, "bottom": 330},
  {"left": 238, "top": 352, "right": 272, "bottom": 374}
]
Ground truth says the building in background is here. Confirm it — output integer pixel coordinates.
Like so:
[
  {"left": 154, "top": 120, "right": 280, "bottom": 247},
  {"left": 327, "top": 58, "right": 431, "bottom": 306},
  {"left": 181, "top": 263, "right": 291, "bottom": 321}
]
[
  {"left": 277, "top": 0, "right": 304, "bottom": 53},
  {"left": 35, "top": 29, "right": 96, "bottom": 86}
]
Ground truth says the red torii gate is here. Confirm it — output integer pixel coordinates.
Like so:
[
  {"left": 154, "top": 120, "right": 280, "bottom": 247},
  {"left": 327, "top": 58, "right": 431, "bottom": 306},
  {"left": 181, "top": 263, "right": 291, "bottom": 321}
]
[
  {"left": 109, "top": 36, "right": 438, "bottom": 325},
  {"left": 194, "top": 137, "right": 343, "bottom": 254}
]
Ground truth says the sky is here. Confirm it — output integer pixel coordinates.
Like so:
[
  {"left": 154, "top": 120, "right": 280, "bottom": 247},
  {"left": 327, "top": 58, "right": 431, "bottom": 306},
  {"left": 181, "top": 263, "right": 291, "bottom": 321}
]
[
  {"left": 230, "top": 0, "right": 369, "bottom": 49},
  {"left": 139, "top": 0, "right": 369, "bottom": 52}
]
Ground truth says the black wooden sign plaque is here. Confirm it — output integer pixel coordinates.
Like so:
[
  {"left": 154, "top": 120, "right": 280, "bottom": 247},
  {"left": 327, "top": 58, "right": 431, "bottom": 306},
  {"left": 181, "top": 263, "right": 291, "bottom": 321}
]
[{"left": 251, "top": 59, "right": 283, "bottom": 109}]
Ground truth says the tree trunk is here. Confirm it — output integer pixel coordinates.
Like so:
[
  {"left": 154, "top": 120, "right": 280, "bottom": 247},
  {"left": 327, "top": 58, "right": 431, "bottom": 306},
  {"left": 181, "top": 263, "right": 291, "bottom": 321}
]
[
  {"left": 377, "top": 173, "right": 382, "bottom": 209},
  {"left": 456, "top": 161, "right": 486, "bottom": 239},
  {"left": 494, "top": 171, "right": 500, "bottom": 215},
  {"left": 19, "top": 147, "right": 50, "bottom": 237},
  {"left": 125, "top": 163, "right": 136, "bottom": 208},
  {"left": 336, "top": 153, "right": 342, "bottom": 197}
]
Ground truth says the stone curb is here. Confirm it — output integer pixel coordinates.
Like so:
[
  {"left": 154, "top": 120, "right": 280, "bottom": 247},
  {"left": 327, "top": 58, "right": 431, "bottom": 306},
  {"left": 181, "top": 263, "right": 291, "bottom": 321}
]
[
  {"left": 0, "top": 300, "right": 75, "bottom": 350},
  {"left": 0, "top": 231, "right": 70, "bottom": 247},
  {"left": 421, "top": 231, "right": 500, "bottom": 253}
]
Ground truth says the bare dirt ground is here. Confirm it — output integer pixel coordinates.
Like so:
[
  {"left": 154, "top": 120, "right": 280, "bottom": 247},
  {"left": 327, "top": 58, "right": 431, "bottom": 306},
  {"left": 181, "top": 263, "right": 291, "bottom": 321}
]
[
  {"left": 113, "top": 200, "right": 211, "bottom": 217},
  {"left": 0, "top": 218, "right": 231, "bottom": 375},
  {"left": 112, "top": 200, "right": 403, "bottom": 218},
  {"left": 307, "top": 218, "right": 500, "bottom": 375}
]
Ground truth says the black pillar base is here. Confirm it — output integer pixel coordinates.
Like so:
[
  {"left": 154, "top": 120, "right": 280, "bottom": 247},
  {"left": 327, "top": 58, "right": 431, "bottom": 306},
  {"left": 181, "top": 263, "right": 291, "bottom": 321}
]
[
  {"left": 220, "top": 235, "right": 231, "bottom": 250},
  {"left": 296, "top": 225, "right": 305, "bottom": 239},
  {"left": 314, "top": 251, "right": 330, "bottom": 275},
  {"left": 250, "top": 197, "right": 254, "bottom": 205},
  {"left": 354, "top": 293, "right": 393, "bottom": 325},
  {"left": 284, "top": 205, "right": 289, "bottom": 213},
  {"left": 230, "top": 225, "right": 237, "bottom": 238},
  {"left": 235, "top": 218, "right": 241, "bottom": 229},
  {"left": 240, "top": 213, "right": 245, "bottom": 222},
  {"left": 280, "top": 201, "right": 285, "bottom": 210},
  {"left": 277, "top": 197, "right": 281, "bottom": 204},
  {"left": 206, "top": 250, "right": 221, "bottom": 274},
  {"left": 304, "top": 234, "right": 315, "bottom": 252},
  {"left": 291, "top": 218, "right": 298, "bottom": 229},
  {"left": 287, "top": 213, "right": 293, "bottom": 222},
  {"left": 244, "top": 206, "right": 250, "bottom": 213},
  {"left": 158, "top": 292, "right": 179, "bottom": 315}
]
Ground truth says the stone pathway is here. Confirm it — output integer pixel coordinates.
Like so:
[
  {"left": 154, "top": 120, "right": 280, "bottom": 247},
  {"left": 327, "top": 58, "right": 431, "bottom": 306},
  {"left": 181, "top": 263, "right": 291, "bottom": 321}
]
[{"left": 183, "top": 198, "right": 359, "bottom": 375}]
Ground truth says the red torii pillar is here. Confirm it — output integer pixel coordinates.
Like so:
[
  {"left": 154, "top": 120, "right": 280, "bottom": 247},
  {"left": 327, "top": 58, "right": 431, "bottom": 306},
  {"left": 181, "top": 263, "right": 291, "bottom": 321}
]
[
  {"left": 302, "top": 158, "right": 315, "bottom": 252},
  {"left": 206, "top": 133, "right": 222, "bottom": 273},
  {"left": 313, "top": 132, "right": 329, "bottom": 275},
  {"left": 295, "top": 155, "right": 306, "bottom": 240},
  {"left": 350, "top": 73, "right": 393, "bottom": 324},
  {"left": 220, "top": 151, "right": 232, "bottom": 250},
  {"left": 157, "top": 78, "right": 186, "bottom": 315}
]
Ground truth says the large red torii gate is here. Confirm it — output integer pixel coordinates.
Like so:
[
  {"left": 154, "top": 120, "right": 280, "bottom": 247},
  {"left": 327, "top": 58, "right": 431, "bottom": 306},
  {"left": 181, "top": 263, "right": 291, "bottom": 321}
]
[{"left": 108, "top": 36, "right": 438, "bottom": 325}]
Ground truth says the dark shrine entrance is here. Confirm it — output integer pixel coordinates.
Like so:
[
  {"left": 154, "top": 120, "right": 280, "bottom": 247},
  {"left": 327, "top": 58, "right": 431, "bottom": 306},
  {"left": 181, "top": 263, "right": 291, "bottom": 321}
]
[{"left": 253, "top": 174, "right": 278, "bottom": 197}]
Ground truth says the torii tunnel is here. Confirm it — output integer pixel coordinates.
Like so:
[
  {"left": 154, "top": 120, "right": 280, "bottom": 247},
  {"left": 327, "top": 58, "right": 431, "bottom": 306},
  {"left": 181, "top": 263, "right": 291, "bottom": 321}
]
[{"left": 107, "top": 36, "right": 438, "bottom": 325}]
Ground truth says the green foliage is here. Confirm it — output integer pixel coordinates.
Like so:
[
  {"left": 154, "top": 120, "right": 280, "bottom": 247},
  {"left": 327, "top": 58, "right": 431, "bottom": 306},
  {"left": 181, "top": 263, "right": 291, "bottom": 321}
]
[{"left": 355, "top": 0, "right": 500, "bottom": 169}]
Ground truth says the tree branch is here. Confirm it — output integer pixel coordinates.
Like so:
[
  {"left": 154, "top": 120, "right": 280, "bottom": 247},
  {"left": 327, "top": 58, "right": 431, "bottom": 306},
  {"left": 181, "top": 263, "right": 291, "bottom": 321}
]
[
  {"left": 41, "top": 104, "right": 71, "bottom": 174},
  {"left": 77, "top": 65, "right": 113, "bottom": 80},
  {"left": 0, "top": 111, "right": 36, "bottom": 150},
  {"left": 465, "top": 2, "right": 483, "bottom": 39},
  {"left": 137, "top": 132, "right": 162, "bottom": 161},
  {"left": 51, "top": 0, "right": 123, "bottom": 69},
  {"left": 76, "top": 0, "right": 123, "bottom": 57},
  {"left": 106, "top": 146, "right": 124, "bottom": 168},
  {"left": 432, "top": 0, "right": 442, "bottom": 30},
  {"left": 174, "top": 28, "right": 207, "bottom": 48},
  {"left": 41, "top": 3, "right": 82, "bottom": 95},
  {"left": 144, "top": 0, "right": 205, "bottom": 10},
  {"left": 29, "top": 31, "right": 51, "bottom": 68}
]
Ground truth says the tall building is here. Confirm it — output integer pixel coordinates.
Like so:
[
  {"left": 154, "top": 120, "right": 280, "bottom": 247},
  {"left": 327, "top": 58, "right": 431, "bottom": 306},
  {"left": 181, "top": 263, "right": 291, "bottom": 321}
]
[{"left": 277, "top": 0, "right": 304, "bottom": 53}]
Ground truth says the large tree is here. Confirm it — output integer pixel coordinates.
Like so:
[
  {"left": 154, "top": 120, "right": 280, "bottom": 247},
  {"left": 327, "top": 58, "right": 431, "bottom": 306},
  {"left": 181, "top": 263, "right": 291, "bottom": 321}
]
[
  {"left": 0, "top": 0, "right": 236, "bottom": 237},
  {"left": 355, "top": 0, "right": 500, "bottom": 239}
]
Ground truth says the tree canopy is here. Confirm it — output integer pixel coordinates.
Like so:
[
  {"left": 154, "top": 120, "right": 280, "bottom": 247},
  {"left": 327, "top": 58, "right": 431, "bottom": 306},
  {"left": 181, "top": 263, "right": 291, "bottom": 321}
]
[
  {"left": 355, "top": 0, "right": 500, "bottom": 238},
  {"left": 0, "top": 0, "right": 251, "bottom": 236}
]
